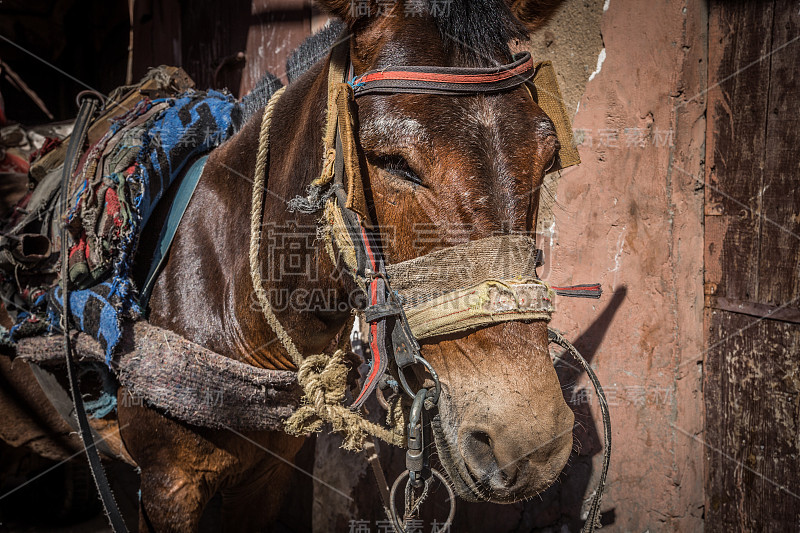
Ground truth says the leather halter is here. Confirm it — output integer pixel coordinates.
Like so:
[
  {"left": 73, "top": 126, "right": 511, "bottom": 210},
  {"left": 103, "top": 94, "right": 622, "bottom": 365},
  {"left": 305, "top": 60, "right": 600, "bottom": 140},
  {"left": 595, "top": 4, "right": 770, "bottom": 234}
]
[{"left": 326, "top": 45, "right": 548, "bottom": 408}]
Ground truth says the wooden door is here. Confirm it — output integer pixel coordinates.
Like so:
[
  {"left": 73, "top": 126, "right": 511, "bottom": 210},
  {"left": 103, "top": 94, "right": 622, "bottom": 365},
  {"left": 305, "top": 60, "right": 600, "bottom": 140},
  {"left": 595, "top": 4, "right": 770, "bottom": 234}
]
[
  {"left": 133, "top": 0, "right": 319, "bottom": 98},
  {"left": 704, "top": 1, "right": 800, "bottom": 530}
]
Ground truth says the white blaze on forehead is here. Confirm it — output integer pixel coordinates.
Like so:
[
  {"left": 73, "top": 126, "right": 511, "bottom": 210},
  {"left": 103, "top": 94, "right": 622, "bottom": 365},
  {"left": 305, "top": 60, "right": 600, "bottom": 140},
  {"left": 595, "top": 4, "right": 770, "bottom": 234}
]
[
  {"left": 367, "top": 115, "right": 428, "bottom": 144},
  {"left": 475, "top": 100, "right": 498, "bottom": 130}
]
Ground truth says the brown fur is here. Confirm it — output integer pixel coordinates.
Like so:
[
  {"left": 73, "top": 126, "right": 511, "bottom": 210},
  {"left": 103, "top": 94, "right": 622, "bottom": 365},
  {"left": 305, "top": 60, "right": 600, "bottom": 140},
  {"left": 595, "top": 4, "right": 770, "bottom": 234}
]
[{"left": 4, "top": 0, "right": 573, "bottom": 530}]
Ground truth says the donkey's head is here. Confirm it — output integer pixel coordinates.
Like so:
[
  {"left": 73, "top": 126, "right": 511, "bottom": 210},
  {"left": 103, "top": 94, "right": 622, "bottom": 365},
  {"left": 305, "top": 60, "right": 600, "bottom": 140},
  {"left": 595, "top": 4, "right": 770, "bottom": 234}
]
[{"left": 316, "top": 0, "right": 572, "bottom": 502}]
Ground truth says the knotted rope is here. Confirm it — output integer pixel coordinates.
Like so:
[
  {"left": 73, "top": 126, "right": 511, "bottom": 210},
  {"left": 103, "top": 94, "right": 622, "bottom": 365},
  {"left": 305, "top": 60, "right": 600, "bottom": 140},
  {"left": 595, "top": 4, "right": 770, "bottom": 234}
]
[
  {"left": 249, "top": 87, "right": 405, "bottom": 451},
  {"left": 284, "top": 350, "right": 406, "bottom": 450}
]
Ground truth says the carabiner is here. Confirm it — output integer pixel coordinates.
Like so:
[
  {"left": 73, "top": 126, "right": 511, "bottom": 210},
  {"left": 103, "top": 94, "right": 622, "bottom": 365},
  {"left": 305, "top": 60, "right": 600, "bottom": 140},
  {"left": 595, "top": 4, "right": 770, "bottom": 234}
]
[{"left": 406, "top": 389, "right": 430, "bottom": 488}]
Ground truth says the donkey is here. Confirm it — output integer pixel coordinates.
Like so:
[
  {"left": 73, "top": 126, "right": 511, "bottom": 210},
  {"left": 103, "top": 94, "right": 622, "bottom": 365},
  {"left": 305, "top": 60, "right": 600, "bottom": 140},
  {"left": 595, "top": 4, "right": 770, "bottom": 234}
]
[{"left": 116, "top": 0, "right": 574, "bottom": 530}]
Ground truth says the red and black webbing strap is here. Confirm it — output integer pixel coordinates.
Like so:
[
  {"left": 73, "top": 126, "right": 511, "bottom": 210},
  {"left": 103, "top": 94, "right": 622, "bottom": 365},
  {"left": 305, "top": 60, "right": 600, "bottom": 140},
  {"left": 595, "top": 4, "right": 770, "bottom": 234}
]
[
  {"left": 552, "top": 284, "right": 603, "bottom": 299},
  {"left": 354, "top": 224, "right": 391, "bottom": 408},
  {"left": 348, "top": 52, "right": 536, "bottom": 97},
  {"left": 333, "top": 186, "right": 395, "bottom": 410}
]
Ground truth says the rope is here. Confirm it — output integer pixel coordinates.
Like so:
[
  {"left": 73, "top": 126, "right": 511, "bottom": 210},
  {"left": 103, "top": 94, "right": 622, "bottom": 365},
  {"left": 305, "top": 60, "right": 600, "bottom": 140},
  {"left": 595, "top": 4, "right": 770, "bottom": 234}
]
[
  {"left": 249, "top": 87, "right": 302, "bottom": 366},
  {"left": 284, "top": 350, "right": 405, "bottom": 450},
  {"left": 248, "top": 88, "right": 405, "bottom": 451}
]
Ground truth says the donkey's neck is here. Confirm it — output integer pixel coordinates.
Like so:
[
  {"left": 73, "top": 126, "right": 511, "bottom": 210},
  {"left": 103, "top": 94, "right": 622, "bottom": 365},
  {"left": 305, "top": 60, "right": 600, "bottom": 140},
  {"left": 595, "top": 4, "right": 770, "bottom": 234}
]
[
  {"left": 248, "top": 56, "right": 358, "bottom": 368},
  {"left": 147, "top": 56, "right": 353, "bottom": 371}
]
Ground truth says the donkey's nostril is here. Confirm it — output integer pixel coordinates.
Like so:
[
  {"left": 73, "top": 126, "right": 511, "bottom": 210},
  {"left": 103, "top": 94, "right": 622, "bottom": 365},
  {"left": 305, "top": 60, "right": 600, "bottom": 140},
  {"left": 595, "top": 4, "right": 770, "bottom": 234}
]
[
  {"left": 464, "top": 430, "right": 492, "bottom": 460},
  {"left": 460, "top": 428, "right": 518, "bottom": 489}
]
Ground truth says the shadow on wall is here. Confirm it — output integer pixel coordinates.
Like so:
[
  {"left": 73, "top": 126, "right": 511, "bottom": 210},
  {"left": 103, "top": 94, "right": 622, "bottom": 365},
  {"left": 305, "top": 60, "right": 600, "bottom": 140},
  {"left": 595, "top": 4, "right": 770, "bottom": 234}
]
[{"left": 530, "top": 285, "right": 627, "bottom": 532}]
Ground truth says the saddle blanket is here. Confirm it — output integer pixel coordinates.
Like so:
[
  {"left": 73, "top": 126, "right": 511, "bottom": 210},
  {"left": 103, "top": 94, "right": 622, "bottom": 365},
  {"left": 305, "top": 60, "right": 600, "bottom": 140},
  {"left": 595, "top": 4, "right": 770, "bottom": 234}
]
[{"left": 10, "top": 89, "right": 242, "bottom": 364}]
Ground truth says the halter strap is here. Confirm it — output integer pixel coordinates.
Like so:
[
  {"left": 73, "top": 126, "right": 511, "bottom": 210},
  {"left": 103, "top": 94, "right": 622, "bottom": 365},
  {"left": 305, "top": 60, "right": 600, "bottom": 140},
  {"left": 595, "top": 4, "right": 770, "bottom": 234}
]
[{"left": 349, "top": 52, "right": 536, "bottom": 97}]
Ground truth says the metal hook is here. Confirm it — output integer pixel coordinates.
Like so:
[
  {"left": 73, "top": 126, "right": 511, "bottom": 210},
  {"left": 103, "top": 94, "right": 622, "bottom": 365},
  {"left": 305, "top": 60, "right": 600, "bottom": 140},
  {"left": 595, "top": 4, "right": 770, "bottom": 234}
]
[
  {"left": 396, "top": 353, "right": 441, "bottom": 408},
  {"left": 406, "top": 389, "right": 429, "bottom": 488}
]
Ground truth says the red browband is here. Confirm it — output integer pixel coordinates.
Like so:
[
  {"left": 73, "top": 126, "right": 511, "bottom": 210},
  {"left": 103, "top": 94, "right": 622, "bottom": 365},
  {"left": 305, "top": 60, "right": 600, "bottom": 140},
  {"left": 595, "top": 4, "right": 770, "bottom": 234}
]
[{"left": 348, "top": 51, "right": 536, "bottom": 97}]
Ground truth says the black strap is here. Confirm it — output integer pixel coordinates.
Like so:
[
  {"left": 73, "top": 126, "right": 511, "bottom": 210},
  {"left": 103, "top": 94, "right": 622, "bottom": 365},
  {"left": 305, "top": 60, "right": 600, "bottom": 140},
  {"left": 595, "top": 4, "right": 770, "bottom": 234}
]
[
  {"left": 333, "top": 143, "right": 420, "bottom": 407},
  {"left": 548, "top": 328, "right": 610, "bottom": 533},
  {"left": 60, "top": 92, "right": 129, "bottom": 533},
  {"left": 337, "top": 179, "right": 393, "bottom": 409},
  {"left": 363, "top": 302, "right": 403, "bottom": 322},
  {"left": 329, "top": 53, "right": 419, "bottom": 409}
]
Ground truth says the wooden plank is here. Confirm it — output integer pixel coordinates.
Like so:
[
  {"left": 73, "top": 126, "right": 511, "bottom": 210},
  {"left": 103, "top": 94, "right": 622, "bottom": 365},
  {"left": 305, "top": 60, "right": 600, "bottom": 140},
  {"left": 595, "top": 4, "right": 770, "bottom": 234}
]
[
  {"left": 179, "top": 0, "right": 253, "bottom": 97},
  {"left": 705, "top": 0, "right": 774, "bottom": 303},
  {"left": 178, "top": 0, "right": 312, "bottom": 99},
  {"left": 131, "top": 0, "right": 183, "bottom": 81},
  {"left": 705, "top": 2, "right": 800, "bottom": 530},
  {"left": 709, "top": 296, "right": 800, "bottom": 324},
  {"left": 704, "top": 308, "right": 800, "bottom": 531},
  {"left": 757, "top": 1, "right": 800, "bottom": 308},
  {"left": 242, "top": 0, "right": 314, "bottom": 92}
]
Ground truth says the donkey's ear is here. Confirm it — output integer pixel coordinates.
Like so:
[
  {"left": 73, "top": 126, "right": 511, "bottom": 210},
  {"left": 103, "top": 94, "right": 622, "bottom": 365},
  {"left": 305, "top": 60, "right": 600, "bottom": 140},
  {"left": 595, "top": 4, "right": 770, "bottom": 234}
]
[
  {"left": 505, "top": 0, "right": 563, "bottom": 30},
  {"left": 314, "top": 0, "right": 372, "bottom": 26}
]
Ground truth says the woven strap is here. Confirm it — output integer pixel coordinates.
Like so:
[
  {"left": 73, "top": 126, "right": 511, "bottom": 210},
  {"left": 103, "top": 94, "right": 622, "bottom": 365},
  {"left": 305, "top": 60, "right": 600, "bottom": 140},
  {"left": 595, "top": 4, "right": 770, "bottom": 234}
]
[
  {"left": 404, "top": 279, "right": 553, "bottom": 340},
  {"left": 385, "top": 234, "right": 555, "bottom": 339},
  {"left": 325, "top": 208, "right": 555, "bottom": 340}
]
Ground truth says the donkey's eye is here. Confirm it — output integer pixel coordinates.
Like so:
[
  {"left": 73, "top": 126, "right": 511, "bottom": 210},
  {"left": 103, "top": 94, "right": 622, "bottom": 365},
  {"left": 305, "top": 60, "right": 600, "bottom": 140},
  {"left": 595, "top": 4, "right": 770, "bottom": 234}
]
[{"left": 376, "top": 155, "right": 425, "bottom": 187}]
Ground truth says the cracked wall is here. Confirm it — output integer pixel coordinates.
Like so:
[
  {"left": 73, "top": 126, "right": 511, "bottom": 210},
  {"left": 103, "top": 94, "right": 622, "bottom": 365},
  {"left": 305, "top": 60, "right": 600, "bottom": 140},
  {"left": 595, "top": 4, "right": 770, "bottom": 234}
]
[{"left": 533, "top": 0, "right": 707, "bottom": 530}]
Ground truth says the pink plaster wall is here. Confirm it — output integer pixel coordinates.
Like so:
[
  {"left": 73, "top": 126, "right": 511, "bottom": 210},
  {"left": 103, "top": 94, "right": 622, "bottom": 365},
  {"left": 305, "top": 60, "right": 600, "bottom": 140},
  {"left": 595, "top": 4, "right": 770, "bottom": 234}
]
[{"left": 545, "top": 0, "right": 706, "bottom": 529}]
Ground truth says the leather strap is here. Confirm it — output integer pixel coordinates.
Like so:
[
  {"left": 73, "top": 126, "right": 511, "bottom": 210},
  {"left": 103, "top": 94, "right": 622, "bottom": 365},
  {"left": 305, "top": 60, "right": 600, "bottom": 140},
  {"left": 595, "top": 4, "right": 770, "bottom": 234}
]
[
  {"left": 320, "top": 39, "right": 406, "bottom": 409},
  {"left": 347, "top": 51, "right": 580, "bottom": 173},
  {"left": 60, "top": 93, "right": 129, "bottom": 533},
  {"left": 349, "top": 52, "right": 536, "bottom": 96},
  {"left": 139, "top": 154, "right": 208, "bottom": 310},
  {"left": 334, "top": 185, "right": 396, "bottom": 410}
]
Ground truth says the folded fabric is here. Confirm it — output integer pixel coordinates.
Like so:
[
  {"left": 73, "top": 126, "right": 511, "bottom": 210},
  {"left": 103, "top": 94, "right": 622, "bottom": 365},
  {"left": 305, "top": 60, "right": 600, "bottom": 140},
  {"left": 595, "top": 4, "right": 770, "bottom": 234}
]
[{"left": 35, "top": 89, "right": 242, "bottom": 364}]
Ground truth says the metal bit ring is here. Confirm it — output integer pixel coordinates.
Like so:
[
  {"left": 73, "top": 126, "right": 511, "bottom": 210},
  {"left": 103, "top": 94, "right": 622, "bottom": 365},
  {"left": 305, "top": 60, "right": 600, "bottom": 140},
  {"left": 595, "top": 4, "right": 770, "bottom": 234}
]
[{"left": 389, "top": 469, "right": 456, "bottom": 533}]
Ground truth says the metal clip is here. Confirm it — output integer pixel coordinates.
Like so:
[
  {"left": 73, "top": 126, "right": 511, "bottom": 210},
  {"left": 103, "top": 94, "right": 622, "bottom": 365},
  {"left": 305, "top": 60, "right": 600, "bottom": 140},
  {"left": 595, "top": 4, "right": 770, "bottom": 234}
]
[{"left": 406, "top": 389, "right": 430, "bottom": 488}]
